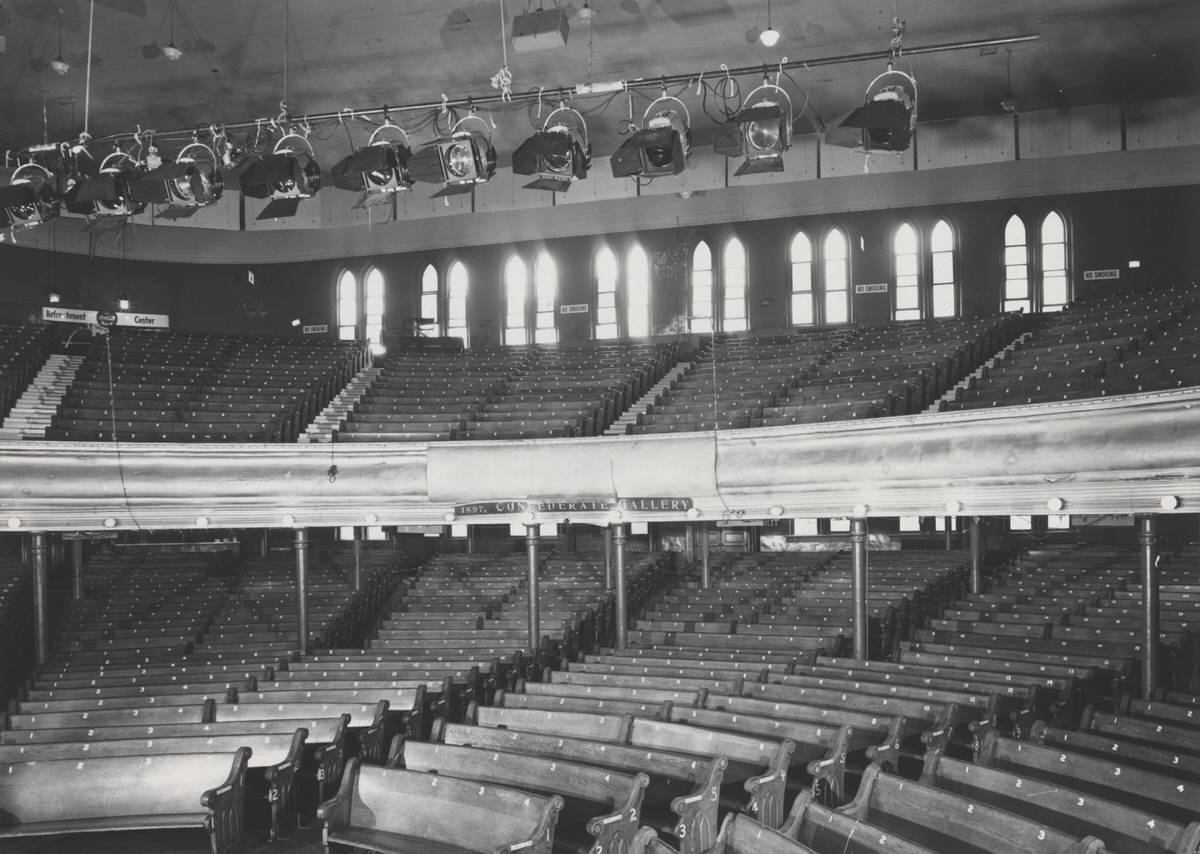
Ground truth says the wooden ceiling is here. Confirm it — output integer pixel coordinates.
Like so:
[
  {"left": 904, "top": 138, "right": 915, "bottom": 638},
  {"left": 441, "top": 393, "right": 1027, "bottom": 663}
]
[{"left": 0, "top": 0, "right": 1196, "bottom": 166}]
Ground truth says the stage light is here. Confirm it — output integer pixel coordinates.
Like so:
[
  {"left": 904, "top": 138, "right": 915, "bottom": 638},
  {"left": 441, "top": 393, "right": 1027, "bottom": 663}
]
[
  {"left": 0, "top": 163, "right": 61, "bottom": 231},
  {"left": 512, "top": 105, "right": 591, "bottom": 192},
  {"left": 239, "top": 132, "right": 322, "bottom": 219},
  {"left": 130, "top": 141, "right": 224, "bottom": 210},
  {"left": 162, "top": 42, "right": 183, "bottom": 61},
  {"left": 611, "top": 95, "right": 692, "bottom": 179},
  {"left": 714, "top": 82, "right": 793, "bottom": 176},
  {"left": 331, "top": 119, "right": 414, "bottom": 195},
  {"left": 409, "top": 115, "right": 497, "bottom": 197},
  {"left": 835, "top": 64, "right": 918, "bottom": 153},
  {"left": 65, "top": 149, "right": 146, "bottom": 217}
]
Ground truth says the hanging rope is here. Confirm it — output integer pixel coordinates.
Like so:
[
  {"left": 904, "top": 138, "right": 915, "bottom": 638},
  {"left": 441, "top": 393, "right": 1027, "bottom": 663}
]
[
  {"left": 83, "top": 0, "right": 96, "bottom": 136},
  {"left": 490, "top": 0, "right": 514, "bottom": 100},
  {"left": 282, "top": 0, "right": 290, "bottom": 105}
]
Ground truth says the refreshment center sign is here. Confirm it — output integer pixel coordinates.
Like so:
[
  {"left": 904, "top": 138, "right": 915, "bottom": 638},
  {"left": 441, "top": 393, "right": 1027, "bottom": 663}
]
[{"left": 43, "top": 306, "right": 170, "bottom": 329}]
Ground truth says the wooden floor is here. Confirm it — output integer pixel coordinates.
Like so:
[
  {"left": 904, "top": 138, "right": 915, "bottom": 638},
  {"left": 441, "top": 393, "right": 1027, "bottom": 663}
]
[{"left": 5, "top": 824, "right": 325, "bottom": 854}]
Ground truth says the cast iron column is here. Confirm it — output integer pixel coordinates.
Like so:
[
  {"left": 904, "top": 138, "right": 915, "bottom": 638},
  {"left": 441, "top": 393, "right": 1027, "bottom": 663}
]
[
  {"left": 1140, "top": 514, "right": 1160, "bottom": 700},
  {"left": 526, "top": 524, "right": 541, "bottom": 660},
  {"left": 851, "top": 517, "right": 869, "bottom": 661},
  {"left": 32, "top": 532, "right": 49, "bottom": 667},
  {"left": 614, "top": 524, "right": 628, "bottom": 650},
  {"left": 294, "top": 528, "right": 309, "bottom": 656}
]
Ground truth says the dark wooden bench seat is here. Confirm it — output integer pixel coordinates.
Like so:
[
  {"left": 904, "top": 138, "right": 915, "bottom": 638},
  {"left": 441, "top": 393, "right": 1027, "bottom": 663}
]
[
  {"left": 497, "top": 688, "right": 671, "bottom": 718},
  {"left": 469, "top": 705, "right": 795, "bottom": 829},
  {"left": 833, "top": 764, "right": 1106, "bottom": 854},
  {"left": 317, "top": 759, "right": 563, "bottom": 854},
  {"left": 394, "top": 740, "right": 648, "bottom": 854},
  {"left": 781, "top": 788, "right": 937, "bottom": 853},
  {"left": 438, "top": 720, "right": 726, "bottom": 854},
  {"left": 979, "top": 724, "right": 1200, "bottom": 830},
  {"left": 646, "top": 812, "right": 825, "bottom": 854},
  {"left": 957, "top": 732, "right": 1200, "bottom": 853},
  {"left": 216, "top": 696, "right": 407, "bottom": 762},
  {"left": 0, "top": 728, "right": 314, "bottom": 841},
  {"left": 1031, "top": 720, "right": 1200, "bottom": 783},
  {"left": 0, "top": 748, "right": 250, "bottom": 853},
  {"left": 742, "top": 680, "right": 967, "bottom": 757},
  {"left": 4, "top": 699, "right": 215, "bottom": 734}
]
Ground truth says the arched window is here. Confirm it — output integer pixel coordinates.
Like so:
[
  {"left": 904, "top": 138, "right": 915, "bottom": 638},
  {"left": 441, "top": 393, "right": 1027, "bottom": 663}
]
[
  {"left": 447, "top": 261, "right": 469, "bottom": 345},
  {"left": 690, "top": 241, "right": 714, "bottom": 333},
  {"left": 823, "top": 228, "right": 850, "bottom": 324},
  {"left": 722, "top": 236, "right": 748, "bottom": 332},
  {"left": 336, "top": 269, "right": 358, "bottom": 340},
  {"left": 504, "top": 254, "right": 528, "bottom": 345},
  {"left": 594, "top": 246, "right": 619, "bottom": 340},
  {"left": 1041, "top": 211, "right": 1069, "bottom": 312},
  {"left": 1003, "top": 214, "right": 1031, "bottom": 313},
  {"left": 789, "top": 232, "right": 814, "bottom": 326},
  {"left": 893, "top": 222, "right": 921, "bottom": 321},
  {"left": 364, "top": 266, "right": 385, "bottom": 354},
  {"left": 930, "top": 220, "right": 958, "bottom": 318},
  {"left": 420, "top": 263, "right": 440, "bottom": 331},
  {"left": 627, "top": 245, "right": 651, "bottom": 337},
  {"left": 534, "top": 251, "right": 558, "bottom": 344}
]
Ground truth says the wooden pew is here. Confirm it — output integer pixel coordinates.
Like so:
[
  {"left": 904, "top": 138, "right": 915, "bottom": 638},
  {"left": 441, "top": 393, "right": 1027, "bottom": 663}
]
[
  {"left": 782, "top": 788, "right": 938, "bottom": 854},
  {"left": 0, "top": 729, "right": 307, "bottom": 841},
  {"left": 638, "top": 813, "right": 823, "bottom": 854},
  {"left": 497, "top": 687, "right": 670, "bottom": 718},
  {"left": 216, "top": 697, "right": 406, "bottom": 762},
  {"left": 1030, "top": 720, "right": 1200, "bottom": 783},
  {"left": 662, "top": 705, "right": 851, "bottom": 807},
  {"left": 835, "top": 764, "right": 1107, "bottom": 854},
  {"left": 317, "top": 760, "right": 563, "bottom": 854},
  {"left": 976, "top": 727, "right": 1200, "bottom": 828},
  {"left": 394, "top": 739, "right": 648, "bottom": 854},
  {"left": 700, "top": 690, "right": 905, "bottom": 775},
  {"left": 927, "top": 738, "right": 1200, "bottom": 854},
  {"left": 0, "top": 748, "right": 250, "bottom": 853},
  {"left": 438, "top": 719, "right": 725, "bottom": 854},
  {"left": 467, "top": 704, "right": 794, "bottom": 829}
]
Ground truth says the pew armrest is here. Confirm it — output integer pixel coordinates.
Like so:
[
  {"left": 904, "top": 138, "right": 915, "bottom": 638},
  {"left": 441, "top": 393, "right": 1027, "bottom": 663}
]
[
  {"left": 262, "top": 727, "right": 306, "bottom": 840},
  {"left": 803, "top": 726, "right": 851, "bottom": 807},
  {"left": 200, "top": 747, "right": 251, "bottom": 854},
  {"left": 494, "top": 793, "right": 563, "bottom": 854},
  {"left": 315, "top": 757, "right": 359, "bottom": 830},
  {"left": 743, "top": 739, "right": 795, "bottom": 829},
  {"left": 864, "top": 715, "right": 906, "bottom": 775},
  {"left": 668, "top": 756, "right": 726, "bottom": 854},
  {"left": 585, "top": 773, "right": 649, "bottom": 854}
]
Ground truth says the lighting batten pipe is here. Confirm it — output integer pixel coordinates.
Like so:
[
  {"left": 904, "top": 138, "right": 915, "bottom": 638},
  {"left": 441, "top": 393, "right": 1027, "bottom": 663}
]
[
  {"left": 83, "top": 0, "right": 95, "bottom": 136},
  {"left": 84, "top": 34, "right": 1039, "bottom": 146}
]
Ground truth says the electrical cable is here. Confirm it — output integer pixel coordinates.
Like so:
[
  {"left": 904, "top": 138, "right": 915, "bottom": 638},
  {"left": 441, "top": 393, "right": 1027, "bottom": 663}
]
[{"left": 72, "top": 33, "right": 1038, "bottom": 151}]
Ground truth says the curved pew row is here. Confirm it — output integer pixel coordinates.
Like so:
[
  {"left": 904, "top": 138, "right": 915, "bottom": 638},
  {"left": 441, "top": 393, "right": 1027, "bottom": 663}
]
[{"left": 0, "top": 748, "right": 251, "bottom": 853}]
